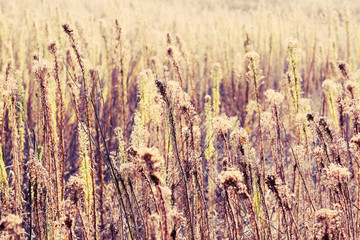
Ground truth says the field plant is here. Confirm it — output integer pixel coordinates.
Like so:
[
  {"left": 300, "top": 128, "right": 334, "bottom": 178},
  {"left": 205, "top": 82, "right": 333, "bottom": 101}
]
[{"left": 1, "top": 0, "right": 360, "bottom": 239}]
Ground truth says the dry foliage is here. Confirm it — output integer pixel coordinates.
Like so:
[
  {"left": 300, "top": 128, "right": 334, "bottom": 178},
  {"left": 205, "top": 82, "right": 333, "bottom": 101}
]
[{"left": 1, "top": 0, "right": 360, "bottom": 239}]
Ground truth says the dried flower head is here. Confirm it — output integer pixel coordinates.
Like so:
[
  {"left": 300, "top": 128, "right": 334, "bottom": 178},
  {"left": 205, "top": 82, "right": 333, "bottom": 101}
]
[
  {"left": 219, "top": 168, "right": 247, "bottom": 195},
  {"left": 323, "top": 163, "right": 351, "bottom": 189},
  {"left": 344, "top": 80, "right": 356, "bottom": 96},
  {"left": 0, "top": 214, "right": 24, "bottom": 237},
  {"left": 314, "top": 208, "right": 344, "bottom": 239},
  {"left": 166, "top": 80, "right": 195, "bottom": 114},
  {"left": 2, "top": 77, "right": 18, "bottom": 97},
  {"left": 322, "top": 79, "right": 341, "bottom": 95},
  {"left": 287, "top": 37, "right": 299, "bottom": 51},
  {"left": 230, "top": 127, "right": 249, "bottom": 144},
  {"left": 62, "top": 24, "right": 73, "bottom": 34},
  {"left": 26, "top": 150, "right": 49, "bottom": 188},
  {"left": 244, "top": 52, "right": 264, "bottom": 85},
  {"left": 350, "top": 133, "right": 360, "bottom": 148},
  {"left": 265, "top": 89, "right": 284, "bottom": 107},
  {"left": 212, "top": 114, "right": 239, "bottom": 136},
  {"left": 260, "top": 111, "right": 275, "bottom": 131},
  {"left": 287, "top": 37, "right": 302, "bottom": 63},
  {"left": 67, "top": 176, "right": 85, "bottom": 205},
  {"left": 265, "top": 175, "right": 291, "bottom": 209},
  {"left": 137, "top": 147, "right": 164, "bottom": 185},
  {"left": 48, "top": 41, "right": 57, "bottom": 55},
  {"left": 338, "top": 61, "right": 351, "bottom": 80},
  {"left": 119, "top": 162, "right": 136, "bottom": 177},
  {"left": 295, "top": 113, "right": 308, "bottom": 126},
  {"left": 33, "top": 60, "right": 50, "bottom": 82},
  {"left": 244, "top": 51, "right": 260, "bottom": 63}
]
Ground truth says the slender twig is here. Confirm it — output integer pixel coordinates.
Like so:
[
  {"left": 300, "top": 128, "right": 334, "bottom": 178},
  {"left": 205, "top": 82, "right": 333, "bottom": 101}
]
[
  {"left": 155, "top": 79, "right": 195, "bottom": 240},
  {"left": 64, "top": 61, "right": 137, "bottom": 239},
  {"left": 284, "top": 125, "right": 316, "bottom": 212}
]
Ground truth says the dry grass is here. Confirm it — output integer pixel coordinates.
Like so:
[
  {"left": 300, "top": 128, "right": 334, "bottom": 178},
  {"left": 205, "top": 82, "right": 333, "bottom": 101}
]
[{"left": 1, "top": 0, "right": 360, "bottom": 239}]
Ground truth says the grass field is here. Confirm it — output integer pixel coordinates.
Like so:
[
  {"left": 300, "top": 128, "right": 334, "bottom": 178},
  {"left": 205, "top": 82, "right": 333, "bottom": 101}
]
[{"left": 1, "top": 0, "right": 360, "bottom": 239}]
